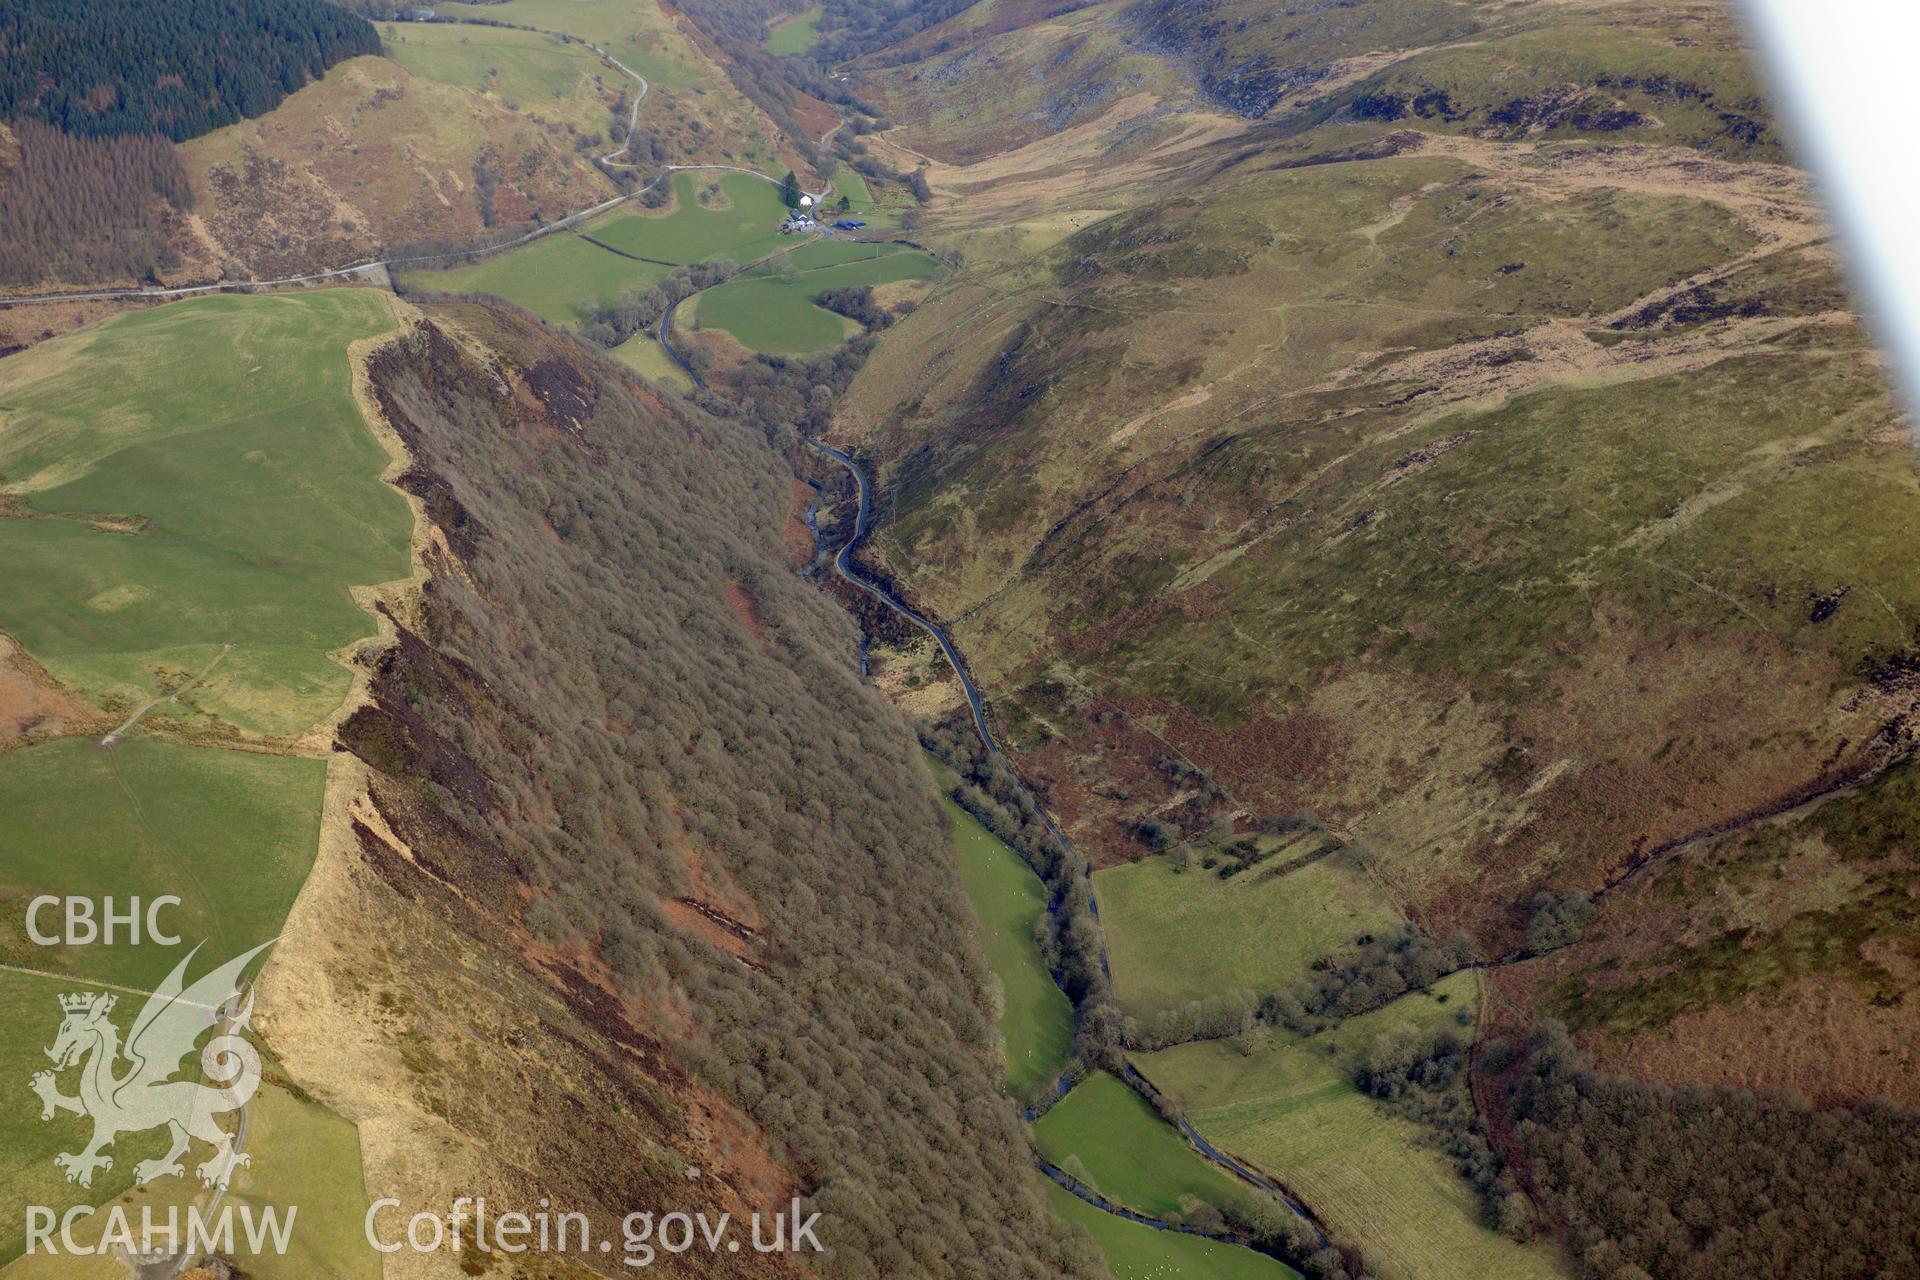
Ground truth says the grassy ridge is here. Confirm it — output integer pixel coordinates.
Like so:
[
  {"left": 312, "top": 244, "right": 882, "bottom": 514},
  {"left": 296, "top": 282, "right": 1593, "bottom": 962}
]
[{"left": 934, "top": 758, "right": 1075, "bottom": 1096}]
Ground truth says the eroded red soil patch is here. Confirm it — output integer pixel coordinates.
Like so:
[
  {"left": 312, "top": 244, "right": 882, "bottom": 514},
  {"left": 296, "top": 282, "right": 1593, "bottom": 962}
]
[
  {"left": 0, "top": 644, "right": 91, "bottom": 743},
  {"left": 722, "top": 579, "right": 772, "bottom": 645}
]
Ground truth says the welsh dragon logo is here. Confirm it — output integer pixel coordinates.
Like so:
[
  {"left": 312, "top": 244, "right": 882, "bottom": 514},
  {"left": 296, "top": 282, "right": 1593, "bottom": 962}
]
[{"left": 30, "top": 940, "right": 272, "bottom": 1191}]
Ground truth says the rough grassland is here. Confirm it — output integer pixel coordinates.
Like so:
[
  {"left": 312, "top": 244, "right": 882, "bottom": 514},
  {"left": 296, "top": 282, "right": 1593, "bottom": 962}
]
[
  {"left": 1096, "top": 852, "right": 1403, "bottom": 1018},
  {"left": 612, "top": 331, "right": 692, "bottom": 389},
  {"left": 1042, "top": 1181, "right": 1297, "bottom": 1280},
  {"left": 431, "top": 0, "right": 706, "bottom": 90},
  {"left": 934, "top": 759, "right": 1075, "bottom": 1096},
  {"left": 1138, "top": 973, "right": 1570, "bottom": 1280},
  {"left": 180, "top": 57, "right": 610, "bottom": 278},
  {"left": 433, "top": 0, "right": 790, "bottom": 174},
  {"left": 0, "top": 290, "right": 411, "bottom": 738},
  {"left": 380, "top": 22, "right": 614, "bottom": 134},
  {"left": 1034, "top": 1071, "right": 1253, "bottom": 1219},
  {"left": 399, "top": 233, "right": 672, "bottom": 328},
  {"left": 588, "top": 172, "right": 790, "bottom": 264},
  {"left": 767, "top": 5, "right": 825, "bottom": 56}
]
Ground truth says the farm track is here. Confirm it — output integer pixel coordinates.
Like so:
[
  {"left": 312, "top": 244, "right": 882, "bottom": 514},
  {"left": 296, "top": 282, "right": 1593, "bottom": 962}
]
[{"left": 101, "top": 642, "right": 234, "bottom": 746}]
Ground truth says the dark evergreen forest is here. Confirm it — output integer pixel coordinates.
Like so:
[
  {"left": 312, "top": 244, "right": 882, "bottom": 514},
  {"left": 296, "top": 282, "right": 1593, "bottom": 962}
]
[{"left": 0, "top": 0, "right": 379, "bottom": 141}]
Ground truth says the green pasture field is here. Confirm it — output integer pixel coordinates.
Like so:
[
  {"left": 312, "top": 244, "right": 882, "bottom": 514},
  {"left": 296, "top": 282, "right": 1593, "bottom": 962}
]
[
  {"left": 1095, "top": 851, "right": 1403, "bottom": 1018},
  {"left": 1137, "top": 972, "right": 1571, "bottom": 1280},
  {"left": 0, "top": 735, "right": 326, "bottom": 992},
  {"left": 932, "top": 759, "right": 1074, "bottom": 1097},
  {"left": 399, "top": 233, "right": 672, "bottom": 327},
  {"left": 0, "top": 1066, "right": 367, "bottom": 1275},
  {"left": 1034, "top": 1072, "right": 1253, "bottom": 1220},
  {"left": 224, "top": 1086, "right": 381, "bottom": 1279},
  {"left": 822, "top": 168, "right": 911, "bottom": 229},
  {"left": 1041, "top": 1182, "right": 1297, "bottom": 1280},
  {"left": 829, "top": 168, "right": 873, "bottom": 211},
  {"left": 0, "top": 970, "right": 170, "bottom": 1264},
  {"left": 586, "top": 172, "right": 789, "bottom": 265},
  {"left": 0, "top": 290, "right": 411, "bottom": 738},
  {"left": 692, "top": 279, "right": 855, "bottom": 353},
  {"left": 694, "top": 247, "right": 941, "bottom": 353},
  {"left": 380, "top": 22, "right": 612, "bottom": 132},
  {"left": 766, "top": 5, "right": 824, "bottom": 55},
  {"left": 0, "top": 735, "right": 343, "bottom": 1269}
]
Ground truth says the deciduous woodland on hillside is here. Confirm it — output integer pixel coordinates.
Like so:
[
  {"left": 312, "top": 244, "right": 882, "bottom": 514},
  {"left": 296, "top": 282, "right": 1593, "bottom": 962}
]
[{"left": 353, "top": 306, "right": 1104, "bottom": 1278}]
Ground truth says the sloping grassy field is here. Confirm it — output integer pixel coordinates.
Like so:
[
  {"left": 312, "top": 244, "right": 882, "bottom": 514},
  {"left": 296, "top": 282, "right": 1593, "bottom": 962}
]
[
  {"left": 1137, "top": 973, "right": 1570, "bottom": 1280},
  {"left": 767, "top": 5, "right": 824, "bottom": 55},
  {"left": 0, "top": 289, "right": 402, "bottom": 1268},
  {"left": 1096, "top": 852, "right": 1403, "bottom": 1018},
  {"left": 1035, "top": 1071, "right": 1254, "bottom": 1220},
  {"left": 588, "top": 172, "right": 790, "bottom": 264},
  {"left": 695, "top": 246, "right": 941, "bottom": 353},
  {"left": 0, "top": 736, "right": 325, "bottom": 990},
  {"left": 399, "top": 233, "right": 673, "bottom": 328},
  {"left": 0, "top": 289, "right": 411, "bottom": 737},
  {"left": 1042, "top": 1182, "right": 1297, "bottom": 1280},
  {"left": 611, "top": 331, "right": 692, "bottom": 389},
  {"left": 430, "top": 0, "right": 706, "bottom": 90},
  {"left": 934, "top": 759, "right": 1075, "bottom": 1096},
  {"left": 380, "top": 22, "right": 613, "bottom": 133}
]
